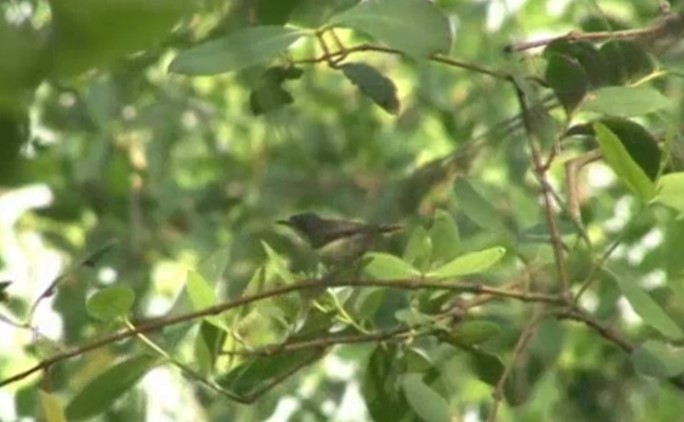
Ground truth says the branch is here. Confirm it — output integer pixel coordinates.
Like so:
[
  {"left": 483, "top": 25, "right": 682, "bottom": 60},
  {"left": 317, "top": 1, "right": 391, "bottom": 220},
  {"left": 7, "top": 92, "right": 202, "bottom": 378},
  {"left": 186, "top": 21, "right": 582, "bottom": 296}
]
[
  {"left": 295, "top": 42, "right": 512, "bottom": 81},
  {"left": 504, "top": 12, "right": 684, "bottom": 52},
  {"left": 0, "top": 277, "right": 562, "bottom": 388}
]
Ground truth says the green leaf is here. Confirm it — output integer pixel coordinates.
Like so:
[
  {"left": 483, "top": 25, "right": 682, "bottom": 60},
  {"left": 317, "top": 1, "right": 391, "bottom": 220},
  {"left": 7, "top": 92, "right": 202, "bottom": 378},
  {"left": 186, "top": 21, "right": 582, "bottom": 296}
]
[
  {"left": 194, "top": 320, "right": 227, "bottom": 375},
  {"left": 429, "top": 247, "right": 506, "bottom": 278},
  {"left": 464, "top": 346, "right": 505, "bottom": 386},
  {"left": 444, "top": 320, "right": 501, "bottom": 346},
  {"left": 329, "top": 0, "right": 453, "bottom": 58},
  {"left": 249, "top": 83, "right": 294, "bottom": 115},
  {"left": 544, "top": 53, "right": 588, "bottom": 114},
  {"left": 594, "top": 123, "right": 655, "bottom": 201},
  {"left": 363, "top": 252, "right": 421, "bottom": 280},
  {"left": 65, "top": 354, "right": 158, "bottom": 420},
  {"left": 169, "top": 26, "right": 308, "bottom": 76},
  {"left": 453, "top": 179, "right": 510, "bottom": 236},
  {"left": 198, "top": 246, "right": 232, "bottom": 283},
  {"left": 187, "top": 271, "right": 216, "bottom": 309},
  {"left": 401, "top": 373, "right": 451, "bottom": 422},
  {"left": 49, "top": 0, "right": 198, "bottom": 77},
  {"left": 631, "top": 340, "right": 684, "bottom": 379},
  {"left": 599, "top": 40, "right": 655, "bottom": 85},
  {"left": 403, "top": 225, "right": 432, "bottom": 271},
  {"left": 582, "top": 86, "right": 670, "bottom": 118},
  {"left": 598, "top": 118, "right": 661, "bottom": 181},
  {"left": 362, "top": 345, "right": 411, "bottom": 422},
  {"left": 653, "top": 172, "right": 684, "bottom": 214},
  {"left": 39, "top": 390, "right": 67, "bottom": 422},
  {"left": 429, "top": 209, "right": 461, "bottom": 265},
  {"left": 86, "top": 286, "right": 135, "bottom": 322},
  {"left": 543, "top": 40, "right": 608, "bottom": 87},
  {"left": 607, "top": 266, "right": 684, "bottom": 340},
  {"left": 340, "top": 62, "right": 400, "bottom": 114},
  {"left": 262, "top": 241, "right": 296, "bottom": 283},
  {"left": 216, "top": 349, "right": 322, "bottom": 397}
]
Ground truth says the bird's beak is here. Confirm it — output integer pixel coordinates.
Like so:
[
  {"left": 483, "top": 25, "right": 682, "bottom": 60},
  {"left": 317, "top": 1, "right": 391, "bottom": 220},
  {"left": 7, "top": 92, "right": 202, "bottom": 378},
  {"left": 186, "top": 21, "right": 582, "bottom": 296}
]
[{"left": 276, "top": 219, "right": 291, "bottom": 227}]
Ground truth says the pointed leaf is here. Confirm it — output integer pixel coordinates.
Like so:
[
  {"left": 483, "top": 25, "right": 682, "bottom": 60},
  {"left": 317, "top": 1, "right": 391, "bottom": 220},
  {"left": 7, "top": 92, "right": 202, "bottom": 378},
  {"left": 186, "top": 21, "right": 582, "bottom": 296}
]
[
  {"left": 216, "top": 349, "right": 321, "bottom": 397},
  {"left": 364, "top": 252, "right": 421, "bottom": 280},
  {"left": 429, "top": 247, "right": 506, "bottom": 278},
  {"left": 631, "top": 340, "right": 684, "bottom": 378},
  {"left": 65, "top": 354, "right": 158, "bottom": 420},
  {"left": 330, "top": 0, "right": 452, "bottom": 58},
  {"left": 453, "top": 179, "right": 510, "bottom": 236},
  {"left": 86, "top": 286, "right": 135, "bottom": 322},
  {"left": 594, "top": 123, "right": 655, "bottom": 201},
  {"left": 362, "top": 345, "right": 411, "bottom": 421},
  {"left": 653, "top": 172, "right": 684, "bottom": 214},
  {"left": 401, "top": 373, "right": 451, "bottom": 422},
  {"left": 262, "top": 241, "right": 296, "bottom": 283},
  {"left": 39, "top": 390, "right": 67, "bottom": 422},
  {"left": 340, "top": 62, "right": 400, "bottom": 114},
  {"left": 583, "top": 86, "right": 670, "bottom": 118},
  {"left": 429, "top": 209, "right": 461, "bottom": 265},
  {"left": 607, "top": 266, "right": 684, "bottom": 340},
  {"left": 198, "top": 246, "right": 231, "bottom": 283},
  {"left": 169, "top": 26, "right": 307, "bottom": 75},
  {"left": 443, "top": 320, "right": 501, "bottom": 346},
  {"left": 545, "top": 53, "right": 588, "bottom": 114},
  {"left": 403, "top": 225, "right": 432, "bottom": 271}
]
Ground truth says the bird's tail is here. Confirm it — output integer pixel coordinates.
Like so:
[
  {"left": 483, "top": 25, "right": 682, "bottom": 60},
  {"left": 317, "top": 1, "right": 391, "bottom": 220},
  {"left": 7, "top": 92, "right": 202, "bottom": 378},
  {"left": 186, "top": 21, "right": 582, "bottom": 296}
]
[{"left": 378, "top": 224, "right": 403, "bottom": 234}]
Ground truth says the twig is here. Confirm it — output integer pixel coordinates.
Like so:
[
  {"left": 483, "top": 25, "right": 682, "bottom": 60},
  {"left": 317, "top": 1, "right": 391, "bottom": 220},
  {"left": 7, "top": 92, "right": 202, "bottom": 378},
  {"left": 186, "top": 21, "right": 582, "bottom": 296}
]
[
  {"left": 504, "top": 12, "right": 684, "bottom": 52},
  {"left": 488, "top": 309, "right": 545, "bottom": 422},
  {"left": 0, "top": 277, "right": 563, "bottom": 388},
  {"left": 511, "top": 82, "right": 570, "bottom": 295},
  {"left": 295, "top": 43, "right": 511, "bottom": 81}
]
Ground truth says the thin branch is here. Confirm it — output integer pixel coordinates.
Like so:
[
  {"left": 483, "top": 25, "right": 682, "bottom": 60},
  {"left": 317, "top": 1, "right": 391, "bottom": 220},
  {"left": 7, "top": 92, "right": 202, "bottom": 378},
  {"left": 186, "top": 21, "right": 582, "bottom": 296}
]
[
  {"left": 0, "top": 278, "right": 562, "bottom": 389},
  {"left": 488, "top": 309, "right": 545, "bottom": 422},
  {"left": 295, "top": 43, "right": 512, "bottom": 81},
  {"left": 505, "top": 12, "right": 684, "bottom": 52},
  {"left": 511, "top": 82, "right": 571, "bottom": 295}
]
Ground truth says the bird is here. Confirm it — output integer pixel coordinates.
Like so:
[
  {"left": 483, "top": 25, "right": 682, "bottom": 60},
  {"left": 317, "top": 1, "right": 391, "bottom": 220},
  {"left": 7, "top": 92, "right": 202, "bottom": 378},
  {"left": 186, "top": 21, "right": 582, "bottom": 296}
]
[{"left": 277, "top": 212, "right": 402, "bottom": 271}]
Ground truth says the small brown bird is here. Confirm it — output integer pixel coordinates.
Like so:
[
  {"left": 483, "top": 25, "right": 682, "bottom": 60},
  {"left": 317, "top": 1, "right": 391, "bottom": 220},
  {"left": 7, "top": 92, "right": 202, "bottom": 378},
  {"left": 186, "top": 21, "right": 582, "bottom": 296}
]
[{"left": 277, "top": 212, "right": 402, "bottom": 268}]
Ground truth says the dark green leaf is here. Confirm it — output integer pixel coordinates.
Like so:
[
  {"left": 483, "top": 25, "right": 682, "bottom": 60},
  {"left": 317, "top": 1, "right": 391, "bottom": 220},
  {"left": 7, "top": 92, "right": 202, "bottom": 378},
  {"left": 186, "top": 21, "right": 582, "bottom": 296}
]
[
  {"left": 543, "top": 40, "right": 608, "bottom": 87},
  {"left": 169, "top": 26, "right": 307, "bottom": 75},
  {"left": 594, "top": 123, "right": 655, "bottom": 201},
  {"left": 249, "top": 84, "right": 294, "bottom": 115},
  {"left": 599, "top": 118, "right": 661, "bottom": 181},
  {"left": 545, "top": 53, "right": 588, "bottom": 114},
  {"left": 216, "top": 349, "right": 322, "bottom": 397},
  {"left": 330, "top": 0, "right": 452, "bottom": 58},
  {"left": 256, "top": 0, "right": 303, "bottom": 25},
  {"left": 465, "top": 346, "right": 505, "bottom": 386},
  {"left": 599, "top": 40, "right": 655, "bottom": 85},
  {"left": 65, "top": 354, "right": 158, "bottom": 420},
  {"left": 86, "top": 286, "right": 135, "bottom": 322},
  {"left": 194, "top": 321, "right": 227, "bottom": 375},
  {"left": 340, "top": 62, "right": 400, "bottom": 114},
  {"left": 362, "top": 345, "right": 411, "bottom": 422}
]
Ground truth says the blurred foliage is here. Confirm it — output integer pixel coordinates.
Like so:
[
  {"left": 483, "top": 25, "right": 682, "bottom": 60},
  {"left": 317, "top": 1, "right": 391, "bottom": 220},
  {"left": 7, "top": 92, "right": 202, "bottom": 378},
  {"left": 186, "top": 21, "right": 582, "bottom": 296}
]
[{"left": 2, "top": 0, "right": 684, "bottom": 421}]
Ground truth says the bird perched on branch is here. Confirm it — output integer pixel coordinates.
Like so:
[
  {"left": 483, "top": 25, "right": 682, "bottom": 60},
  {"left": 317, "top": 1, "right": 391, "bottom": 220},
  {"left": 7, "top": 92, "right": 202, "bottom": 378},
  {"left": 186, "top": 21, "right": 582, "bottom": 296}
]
[{"left": 277, "top": 212, "right": 402, "bottom": 273}]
